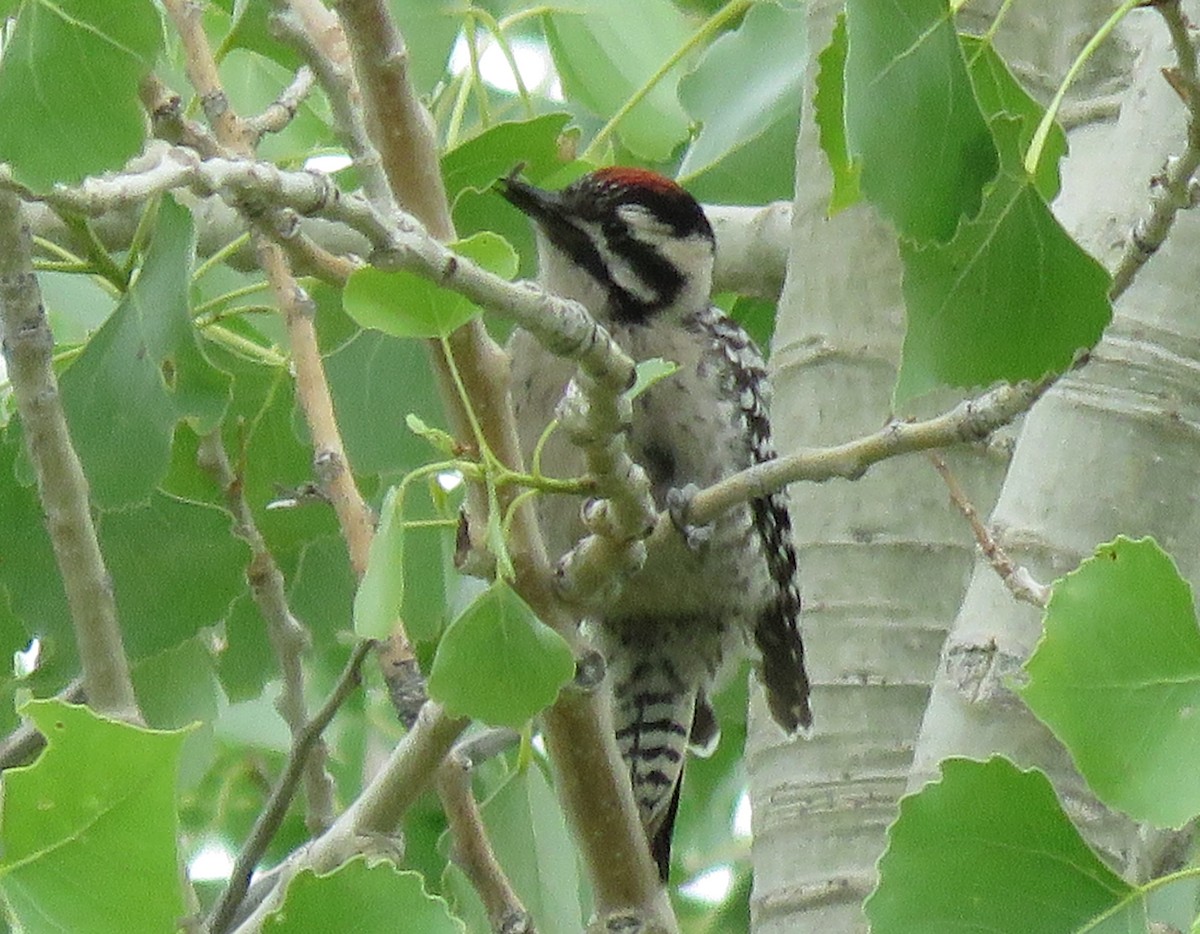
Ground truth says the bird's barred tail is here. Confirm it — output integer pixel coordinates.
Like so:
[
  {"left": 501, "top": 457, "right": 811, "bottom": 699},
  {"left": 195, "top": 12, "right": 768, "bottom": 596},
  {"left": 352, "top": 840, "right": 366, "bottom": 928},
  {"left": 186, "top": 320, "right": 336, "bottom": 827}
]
[{"left": 610, "top": 651, "right": 698, "bottom": 882}]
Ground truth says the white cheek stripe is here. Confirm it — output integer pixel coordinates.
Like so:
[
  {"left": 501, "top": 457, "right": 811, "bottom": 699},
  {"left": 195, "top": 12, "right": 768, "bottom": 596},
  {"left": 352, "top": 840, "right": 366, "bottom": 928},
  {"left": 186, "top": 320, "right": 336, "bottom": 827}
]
[{"left": 598, "top": 241, "right": 661, "bottom": 303}]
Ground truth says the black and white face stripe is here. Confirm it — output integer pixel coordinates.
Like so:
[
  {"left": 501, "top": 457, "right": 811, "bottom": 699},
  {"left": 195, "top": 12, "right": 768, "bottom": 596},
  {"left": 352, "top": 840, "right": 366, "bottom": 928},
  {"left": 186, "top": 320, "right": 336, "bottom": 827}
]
[{"left": 499, "top": 169, "right": 715, "bottom": 325}]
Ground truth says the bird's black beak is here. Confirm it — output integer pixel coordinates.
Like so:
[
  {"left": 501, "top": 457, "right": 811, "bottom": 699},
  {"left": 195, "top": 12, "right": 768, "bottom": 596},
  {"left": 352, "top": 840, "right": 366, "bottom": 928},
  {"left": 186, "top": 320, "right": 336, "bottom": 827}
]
[{"left": 495, "top": 169, "right": 562, "bottom": 226}]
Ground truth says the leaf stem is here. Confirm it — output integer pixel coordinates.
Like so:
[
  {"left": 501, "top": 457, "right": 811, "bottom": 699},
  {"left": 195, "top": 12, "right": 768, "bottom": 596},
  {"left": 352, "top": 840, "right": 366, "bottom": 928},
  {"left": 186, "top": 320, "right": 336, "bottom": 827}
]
[
  {"left": 1077, "top": 865, "right": 1200, "bottom": 931},
  {"left": 192, "top": 280, "right": 273, "bottom": 317},
  {"left": 194, "top": 232, "right": 253, "bottom": 281},
  {"left": 199, "top": 323, "right": 289, "bottom": 367},
  {"left": 472, "top": 7, "right": 535, "bottom": 118},
  {"left": 121, "top": 199, "right": 159, "bottom": 279},
  {"left": 581, "top": 0, "right": 752, "bottom": 162},
  {"left": 981, "top": 0, "right": 1020, "bottom": 46},
  {"left": 58, "top": 212, "right": 130, "bottom": 292},
  {"left": 1024, "top": 0, "right": 1142, "bottom": 176},
  {"left": 465, "top": 13, "right": 492, "bottom": 128}
]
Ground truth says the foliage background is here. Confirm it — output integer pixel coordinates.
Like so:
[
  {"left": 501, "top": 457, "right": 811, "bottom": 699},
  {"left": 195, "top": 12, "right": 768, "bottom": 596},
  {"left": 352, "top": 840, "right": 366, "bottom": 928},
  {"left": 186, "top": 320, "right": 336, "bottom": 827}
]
[{"left": 2, "top": 0, "right": 1200, "bottom": 932}]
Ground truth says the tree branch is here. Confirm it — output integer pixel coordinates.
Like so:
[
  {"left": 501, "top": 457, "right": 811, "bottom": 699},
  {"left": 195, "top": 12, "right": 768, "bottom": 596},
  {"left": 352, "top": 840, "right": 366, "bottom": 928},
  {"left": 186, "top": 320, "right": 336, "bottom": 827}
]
[
  {"left": 197, "top": 432, "right": 336, "bottom": 832},
  {"left": 684, "top": 375, "right": 1056, "bottom": 528},
  {"left": 21, "top": 195, "right": 791, "bottom": 300},
  {"left": 0, "top": 189, "right": 141, "bottom": 724},
  {"left": 162, "top": 0, "right": 376, "bottom": 582},
  {"left": 231, "top": 702, "right": 469, "bottom": 931},
  {"left": 929, "top": 454, "right": 1051, "bottom": 608},
  {"left": 246, "top": 65, "right": 317, "bottom": 142},
  {"left": 323, "top": 2, "right": 672, "bottom": 924},
  {"left": 209, "top": 638, "right": 375, "bottom": 934},
  {"left": 1108, "top": 0, "right": 1200, "bottom": 299},
  {"left": 438, "top": 754, "right": 535, "bottom": 934}
]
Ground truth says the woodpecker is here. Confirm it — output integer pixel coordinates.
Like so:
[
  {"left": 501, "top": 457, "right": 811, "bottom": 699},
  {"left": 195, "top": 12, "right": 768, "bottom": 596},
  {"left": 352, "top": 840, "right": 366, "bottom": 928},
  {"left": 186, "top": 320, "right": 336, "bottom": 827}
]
[{"left": 499, "top": 167, "right": 811, "bottom": 881}]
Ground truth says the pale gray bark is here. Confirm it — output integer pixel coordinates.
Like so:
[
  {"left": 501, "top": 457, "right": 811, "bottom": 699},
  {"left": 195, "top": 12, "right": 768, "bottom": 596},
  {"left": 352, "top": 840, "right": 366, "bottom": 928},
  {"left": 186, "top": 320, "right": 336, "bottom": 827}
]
[
  {"left": 911, "top": 2, "right": 1200, "bottom": 882},
  {"left": 746, "top": 1, "right": 1200, "bottom": 929},
  {"left": 745, "top": 2, "right": 1009, "bottom": 930}
]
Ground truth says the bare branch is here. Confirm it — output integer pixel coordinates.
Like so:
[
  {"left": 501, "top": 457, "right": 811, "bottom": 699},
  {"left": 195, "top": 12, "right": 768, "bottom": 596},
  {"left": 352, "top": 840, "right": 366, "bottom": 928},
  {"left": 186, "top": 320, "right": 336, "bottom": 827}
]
[
  {"left": 0, "top": 189, "right": 141, "bottom": 724},
  {"left": 929, "top": 454, "right": 1051, "bottom": 609},
  {"left": 268, "top": 0, "right": 395, "bottom": 208},
  {"left": 707, "top": 202, "right": 792, "bottom": 300},
  {"left": 246, "top": 66, "right": 317, "bottom": 142},
  {"left": 333, "top": 0, "right": 454, "bottom": 238},
  {"left": 197, "top": 432, "right": 336, "bottom": 831},
  {"left": 232, "top": 702, "right": 469, "bottom": 931},
  {"left": 22, "top": 191, "right": 790, "bottom": 300},
  {"left": 684, "top": 376, "right": 1056, "bottom": 528},
  {"left": 438, "top": 754, "right": 536, "bottom": 934},
  {"left": 162, "top": 0, "right": 376, "bottom": 582},
  {"left": 1109, "top": 0, "right": 1200, "bottom": 299},
  {"left": 209, "top": 639, "right": 376, "bottom": 934}
]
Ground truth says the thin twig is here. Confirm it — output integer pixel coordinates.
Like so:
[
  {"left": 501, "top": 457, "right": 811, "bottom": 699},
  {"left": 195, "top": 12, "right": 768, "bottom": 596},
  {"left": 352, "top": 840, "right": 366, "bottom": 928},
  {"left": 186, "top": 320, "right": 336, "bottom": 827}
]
[
  {"left": 231, "top": 701, "right": 469, "bottom": 932},
  {"left": 197, "top": 431, "right": 335, "bottom": 832},
  {"left": 929, "top": 454, "right": 1051, "bottom": 608},
  {"left": 377, "top": 631, "right": 428, "bottom": 729},
  {"left": 333, "top": 0, "right": 455, "bottom": 239},
  {"left": 246, "top": 65, "right": 317, "bottom": 141},
  {"left": 1109, "top": 0, "right": 1200, "bottom": 299},
  {"left": 209, "top": 638, "right": 375, "bottom": 934},
  {"left": 438, "top": 754, "right": 536, "bottom": 934},
  {"left": 0, "top": 190, "right": 141, "bottom": 724},
  {"left": 162, "top": 0, "right": 376, "bottom": 583},
  {"left": 269, "top": 0, "right": 396, "bottom": 209},
  {"left": 684, "top": 375, "right": 1057, "bottom": 528}
]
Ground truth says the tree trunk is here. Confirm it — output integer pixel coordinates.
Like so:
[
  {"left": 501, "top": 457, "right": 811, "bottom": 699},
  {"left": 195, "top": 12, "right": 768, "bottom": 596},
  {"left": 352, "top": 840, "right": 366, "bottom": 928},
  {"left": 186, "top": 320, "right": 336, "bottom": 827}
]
[
  {"left": 745, "top": 2, "right": 1009, "bottom": 930},
  {"left": 911, "top": 0, "right": 1199, "bottom": 882}
]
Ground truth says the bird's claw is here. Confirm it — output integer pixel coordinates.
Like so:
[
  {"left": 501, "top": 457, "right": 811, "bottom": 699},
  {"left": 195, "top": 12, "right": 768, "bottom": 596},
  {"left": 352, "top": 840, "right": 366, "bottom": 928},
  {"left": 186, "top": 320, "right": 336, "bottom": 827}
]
[{"left": 667, "top": 483, "right": 711, "bottom": 552}]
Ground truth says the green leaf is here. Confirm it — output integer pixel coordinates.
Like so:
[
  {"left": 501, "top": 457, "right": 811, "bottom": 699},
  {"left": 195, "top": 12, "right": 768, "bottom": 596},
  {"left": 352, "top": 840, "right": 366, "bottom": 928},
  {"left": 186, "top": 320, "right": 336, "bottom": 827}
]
[
  {"left": 131, "top": 636, "right": 219, "bottom": 732},
  {"left": 354, "top": 486, "right": 406, "bottom": 641},
  {"left": 844, "top": 0, "right": 998, "bottom": 243},
  {"left": 865, "top": 757, "right": 1134, "bottom": 933},
  {"left": 388, "top": 0, "right": 463, "bottom": 97},
  {"left": 0, "top": 439, "right": 246, "bottom": 696},
  {"left": 0, "top": 430, "right": 73, "bottom": 691},
  {"left": 0, "top": 700, "right": 190, "bottom": 934},
  {"left": 628, "top": 358, "right": 680, "bottom": 401},
  {"left": 681, "top": 110, "right": 800, "bottom": 205},
  {"left": 442, "top": 114, "right": 575, "bottom": 204},
  {"left": 541, "top": 1, "right": 694, "bottom": 162},
  {"left": 60, "top": 196, "right": 230, "bottom": 508},
  {"left": 428, "top": 581, "right": 574, "bottom": 728},
  {"left": 678, "top": 0, "right": 806, "bottom": 198},
  {"left": 0, "top": 0, "right": 162, "bottom": 188},
  {"left": 813, "top": 13, "right": 861, "bottom": 214},
  {"left": 324, "top": 330, "right": 445, "bottom": 476},
  {"left": 98, "top": 492, "right": 249, "bottom": 658},
  {"left": 287, "top": 535, "right": 358, "bottom": 664},
  {"left": 452, "top": 231, "right": 521, "bottom": 281},
  {"left": 1024, "top": 537, "right": 1200, "bottom": 828},
  {"left": 264, "top": 858, "right": 465, "bottom": 933},
  {"left": 342, "top": 234, "right": 514, "bottom": 341},
  {"left": 343, "top": 266, "right": 480, "bottom": 340},
  {"left": 895, "top": 117, "right": 1111, "bottom": 403},
  {"left": 962, "top": 36, "right": 1067, "bottom": 202}
]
